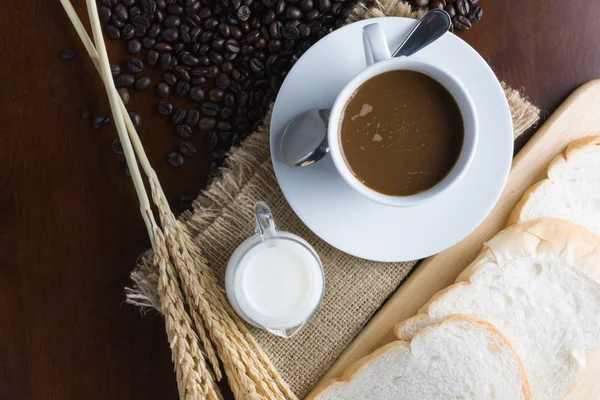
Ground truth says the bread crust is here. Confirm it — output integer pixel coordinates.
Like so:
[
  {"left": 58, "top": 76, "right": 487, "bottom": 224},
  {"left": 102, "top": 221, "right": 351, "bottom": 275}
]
[
  {"left": 308, "top": 315, "right": 532, "bottom": 400},
  {"left": 508, "top": 136, "right": 600, "bottom": 227}
]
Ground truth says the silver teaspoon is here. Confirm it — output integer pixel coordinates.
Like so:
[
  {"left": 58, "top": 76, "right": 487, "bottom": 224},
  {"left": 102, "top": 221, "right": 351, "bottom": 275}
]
[{"left": 280, "top": 9, "right": 452, "bottom": 167}]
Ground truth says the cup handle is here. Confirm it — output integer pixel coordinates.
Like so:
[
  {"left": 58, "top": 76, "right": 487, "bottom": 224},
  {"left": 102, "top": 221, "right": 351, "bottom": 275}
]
[
  {"left": 363, "top": 23, "right": 391, "bottom": 66},
  {"left": 254, "top": 201, "right": 278, "bottom": 240}
]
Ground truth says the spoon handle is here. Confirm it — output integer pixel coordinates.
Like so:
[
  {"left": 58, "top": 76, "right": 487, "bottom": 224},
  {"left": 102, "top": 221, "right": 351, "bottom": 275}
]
[{"left": 392, "top": 9, "right": 452, "bottom": 58}]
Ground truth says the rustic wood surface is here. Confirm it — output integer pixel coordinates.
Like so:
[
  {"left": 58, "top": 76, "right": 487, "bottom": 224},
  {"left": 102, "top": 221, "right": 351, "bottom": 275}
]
[{"left": 1, "top": 1, "right": 599, "bottom": 398}]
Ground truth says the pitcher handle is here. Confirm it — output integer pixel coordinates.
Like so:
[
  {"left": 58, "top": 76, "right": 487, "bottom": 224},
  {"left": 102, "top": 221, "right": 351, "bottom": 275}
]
[
  {"left": 254, "top": 201, "right": 278, "bottom": 241},
  {"left": 363, "top": 23, "right": 391, "bottom": 66}
]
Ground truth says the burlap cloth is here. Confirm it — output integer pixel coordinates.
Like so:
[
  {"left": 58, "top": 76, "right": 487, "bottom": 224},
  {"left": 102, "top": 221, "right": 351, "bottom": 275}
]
[{"left": 131, "top": 1, "right": 541, "bottom": 397}]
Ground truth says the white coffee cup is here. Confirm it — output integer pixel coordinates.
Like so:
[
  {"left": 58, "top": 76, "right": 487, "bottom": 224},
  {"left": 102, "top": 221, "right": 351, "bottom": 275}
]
[{"left": 328, "top": 23, "right": 479, "bottom": 207}]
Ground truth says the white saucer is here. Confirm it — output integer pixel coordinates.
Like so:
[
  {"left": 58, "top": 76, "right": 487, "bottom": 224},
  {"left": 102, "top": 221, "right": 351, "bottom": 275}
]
[{"left": 270, "top": 17, "right": 513, "bottom": 262}]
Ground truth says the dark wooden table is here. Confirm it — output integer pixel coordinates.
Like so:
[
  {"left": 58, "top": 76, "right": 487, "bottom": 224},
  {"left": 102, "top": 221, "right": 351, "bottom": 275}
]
[{"left": 2, "top": 1, "right": 600, "bottom": 398}]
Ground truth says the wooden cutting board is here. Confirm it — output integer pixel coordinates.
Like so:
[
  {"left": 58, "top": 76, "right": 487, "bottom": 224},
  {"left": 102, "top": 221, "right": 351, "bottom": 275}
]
[{"left": 309, "top": 79, "right": 600, "bottom": 399}]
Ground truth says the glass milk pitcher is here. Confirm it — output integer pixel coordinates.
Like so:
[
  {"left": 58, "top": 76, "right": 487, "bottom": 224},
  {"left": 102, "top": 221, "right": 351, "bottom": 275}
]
[{"left": 225, "top": 201, "right": 325, "bottom": 338}]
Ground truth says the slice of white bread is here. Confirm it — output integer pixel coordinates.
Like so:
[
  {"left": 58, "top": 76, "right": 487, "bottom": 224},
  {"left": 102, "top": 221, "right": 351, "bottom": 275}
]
[
  {"left": 308, "top": 315, "right": 531, "bottom": 400},
  {"left": 509, "top": 136, "right": 600, "bottom": 235},
  {"left": 395, "top": 218, "right": 600, "bottom": 400}
]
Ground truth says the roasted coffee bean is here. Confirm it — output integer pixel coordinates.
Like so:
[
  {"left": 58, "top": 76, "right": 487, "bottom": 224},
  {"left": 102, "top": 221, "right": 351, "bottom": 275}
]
[
  {"left": 123, "top": 162, "right": 131, "bottom": 177},
  {"left": 230, "top": 25, "right": 243, "bottom": 39},
  {"left": 111, "top": 139, "right": 124, "bottom": 155},
  {"left": 80, "top": 107, "right": 91, "bottom": 119},
  {"left": 181, "top": 53, "right": 200, "bottom": 66},
  {"left": 231, "top": 68, "right": 243, "bottom": 81},
  {"left": 176, "top": 80, "right": 191, "bottom": 95},
  {"left": 177, "top": 123, "right": 193, "bottom": 138},
  {"left": 106, "top": 25, "right": 121, "bottom": 40},
  {"left": 200, "top": 102, "right": 220, "bottom": 116},
  {"left": 413, "top": 0, "right": 428, "bottom": 6},
  {"left": 231, "top": 134, "right": 241, "bottom": 147},
  {"left": 163, "top": 72, "right": 178, "bottom": 85},
  {"left": 120, "top": 23, "right": 135, "bottom": 40},
  {"left": 238, "top": 91, "right": 249, "bottom": 106},
  {"left": 174, "top": 65, "right": 191, "bottom": 81},
  {"left": 200, "top": 31, "right": 214, "bottom": 44},
  {"left": 241, "top": 44, "right": 254, "bottom": 54},
  {"left": 268, "top": 39, "right": 282, "bottom": 52},
  {"left": 221, "top": 61, "right": 234, "bottom": 73},
  {"left": 254, "top": 37, "right": 267, "bottom": 49},
  {"left": 118, "top": 88, "right": 130, "bottom": 104},
  {"left": 179, "top": 141, "right": 197, "bottom": 156},
  {"left": 111, "top": 14, "right": 125, "bottom": 28},
  {"left": 167, "top": 151, "right": 185, "bottom": 167},
  {"left": 162, "top": 27, "right": 179, "bottom": 42},
  {"left": 164, "top": 15, "right": 181, "bottom": 28},
  {"left": 209, "top": 51, "right": 224, "bottom": 65},
  {"left": 186, "top": 109, "right": 201, "bottom": 126},
  {"left": 135, "top": 76, "right": 152, "bottom": 90},
  {"left": 208, "top": 88, "right": 225, "bottom": 102},
  {"left": 268, "top": 21, "right": 282, "bottom": 38},
  {"left": 140, "top": 0, "right": 155, "bottom": 13},
  {"left": 127, "top": 57, "right": 144, "bottom": 73},
  {"left": 237, "top": 5, "right": 251, "bottom": 21},
  {"left": 217, "top": 23, "right": 230, "bottom": 38},
  {"left": 215, "top": 73, "right": 231, "bottom": 89},
  {"left": 208, "top": 131, "right": 219, "bottom": 150},
  {"left": 284, "top": 6, "right": 302, "bottom": 19},
  {"left": 225, "top": 39, "right": 241, "bottom": 53},
  {"left": 282, "top": 23, "right": 299, "bottom": 39},
  {"left": 99, "top": 6, "right": 112, "bottom": 23},
  {"left": 431, "top": 0, "right": 445, "bottom": 9},
  {"left": 207, "top": 65, "right": 219, "bottom": 77},
  {"left": 453, "top": 15, "right": 472, "bottom": 30},
  {"left": 249, "top": 57, "right": 264, "bottom": 74},
  {"left": 245, "top": 30, "right": 260, "bottom": 44},
  {"left": 299, "top": 0, "right": 313, "bottom": 10},
  {"left": 204, "top": 17, "right": 219, "bottom": 30},
  {"left": 261, "top": 9, "right": 276, "bottom": 25},
  {"left": 109, "top": 64, "right": 120, "bottom": 77},
  {"left": 142, "top": 37, "right": 156, "bottom": 49},
  {"left": 467, "top": 5, "right": 482, "bottom": 22},
  {"left": 148, "top": 50, "right": 159, "bottom": 65},
  {"left": 129, "top": 111, "right": 142, "bottom": 128},
  {"left": 172, "top": 108, "right": 187, "bottom": 124},
  {"left": 101, "top": 0, "right": 116, "bottom": 6},
  {"left": 275, "top": 0, "right": 286, "bottom": 14},
  {"left": 93, "top": 116, "right": 111, "bottom": 129},
  {"left": 154, "top": 42, "right": 173, "bottom": 52},
  {"left": 266, "top": 53, "right": 278, "bottom": 67},
  {"left": 156, "top": 82, "right": 171, "bottom": 97},
  {"left": 198, "top": 117, "right": 217, "bottom": 131},
  {"left": 455, "top": 0, "right": 469, "bottom": 15},
  {"left": 217, "top": 120, "right": 232, "bottom": 130},
  {"left": 467, "top": 0, "right": 478, "bottom": 4},
  {"left": 158, "top": 52, "right": 172, "bottom": 70},
  {"left": 132, "top": 14, "right": 150, "bottom": 30},
  {"left": 218, "top": 107, "right": 232, "bottom": 120},
  {"left": 192, "top": 76, "right": 206, "bottom": 85},
  {"left": 130, "top": 5, "right": 141, "bottom": 17},
  {"left": 304, "top": 8, "right": 320, "bottom": 20},
  {"left": 157, "top": 101, "right": 173, "bottom": 115},
  {"left": 114, "top": 4, "right": 128, "bottom": 20},
  {"left": 115, "top": 74, "right": 135, "bottom": 88},
  {"left": 127, "top": 39, "right": 142, "bottom": 54},
  {"left": 223, "top": 93, "right": 236, "bottom": 108},
  {"left": 167, "top": 4, "right": 184, "bottom": 14},
  {"left": 445, "top": 3, "right": 456, "bottom": 17}
]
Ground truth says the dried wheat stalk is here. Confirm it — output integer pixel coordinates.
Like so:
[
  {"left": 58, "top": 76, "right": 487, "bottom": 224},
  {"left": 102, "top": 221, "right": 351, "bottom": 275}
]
[{"left": 60, "top": 1, "right": 296, "bottom": 398}]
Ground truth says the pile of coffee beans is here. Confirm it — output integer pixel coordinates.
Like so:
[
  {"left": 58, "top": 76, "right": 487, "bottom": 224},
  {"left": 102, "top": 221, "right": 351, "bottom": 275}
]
[
  {"left": 98, "top": 0, "right": 358, "bottom": 173},
  {"left": 409, "top": 0, "right": 482, "bottom": 31}
]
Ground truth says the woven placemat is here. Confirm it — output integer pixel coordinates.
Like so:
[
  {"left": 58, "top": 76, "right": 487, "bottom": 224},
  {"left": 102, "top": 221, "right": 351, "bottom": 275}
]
[{"left": 130, "top": 1, "right": 541, "bottom": 398}]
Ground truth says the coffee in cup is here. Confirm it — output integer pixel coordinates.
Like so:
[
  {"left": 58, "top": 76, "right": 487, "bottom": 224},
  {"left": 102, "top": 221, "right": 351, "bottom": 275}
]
[{"left": 339, "top": 69, "right": 464, "bottom": 197}]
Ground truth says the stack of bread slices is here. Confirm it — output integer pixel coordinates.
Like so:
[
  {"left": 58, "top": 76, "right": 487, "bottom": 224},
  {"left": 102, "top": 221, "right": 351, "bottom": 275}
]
[{"left": 310, "top": 136, "right": 600, "bottom": 400}]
